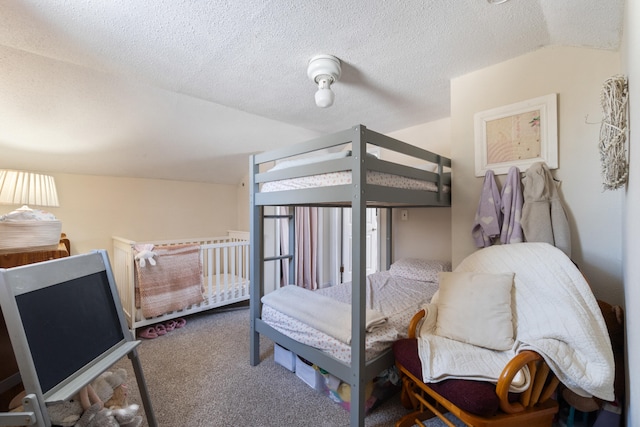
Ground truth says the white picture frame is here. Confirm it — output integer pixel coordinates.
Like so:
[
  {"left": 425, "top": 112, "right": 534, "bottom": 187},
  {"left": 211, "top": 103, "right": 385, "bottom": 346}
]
[{"left": 474, "top": 93, "right": 558, "bottom": 177}]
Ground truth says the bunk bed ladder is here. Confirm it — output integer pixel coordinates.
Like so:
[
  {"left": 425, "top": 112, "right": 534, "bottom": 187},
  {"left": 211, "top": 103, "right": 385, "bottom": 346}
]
[
  {"left": 250, "top": 152, "right": 295, "bottom": 367},
  {"left": 262, "top": 208, "right": 295, "bottom": 281}
]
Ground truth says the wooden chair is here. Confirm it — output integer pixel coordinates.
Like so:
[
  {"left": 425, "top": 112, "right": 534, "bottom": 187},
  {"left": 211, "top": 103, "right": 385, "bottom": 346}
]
[{"left": 394, "top": 309, "right": 560, "bottom": 427}]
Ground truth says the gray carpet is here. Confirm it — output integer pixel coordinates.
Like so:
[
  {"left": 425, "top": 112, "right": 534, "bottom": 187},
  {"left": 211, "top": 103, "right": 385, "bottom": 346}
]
[{"left": 113, "top": 305, "right": 409, "bottom": 426}]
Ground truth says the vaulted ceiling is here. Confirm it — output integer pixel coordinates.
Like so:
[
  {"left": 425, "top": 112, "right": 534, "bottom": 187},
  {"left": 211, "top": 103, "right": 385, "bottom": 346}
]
[{"left": 0, "top": 0, "right": 625, "bottom": 184}]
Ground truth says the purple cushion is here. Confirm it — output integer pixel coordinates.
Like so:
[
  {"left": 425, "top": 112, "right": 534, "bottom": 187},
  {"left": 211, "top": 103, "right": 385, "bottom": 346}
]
[{"left": 393, "top": 338, "right": 504, "bottom": 417}]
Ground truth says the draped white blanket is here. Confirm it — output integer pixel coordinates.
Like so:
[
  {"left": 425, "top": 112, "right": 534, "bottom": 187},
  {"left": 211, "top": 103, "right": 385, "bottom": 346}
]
[
  {"left": 418, "top": 243, "right": 615, "bottom": 400},
  {"left": 261, "top": 285, "right": 388, "bottom": 344},
  {"left": 418, "top": 304, "right": 530, "bottom": 392}
]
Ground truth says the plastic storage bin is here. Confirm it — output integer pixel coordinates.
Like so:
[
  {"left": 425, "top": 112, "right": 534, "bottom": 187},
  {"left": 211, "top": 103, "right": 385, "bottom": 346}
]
[
  {"left": 295, "top": 356, "right": 324, "bottom": 391},
  {"left": 274, "top": 343, "right": 296, "bottom": 372}
]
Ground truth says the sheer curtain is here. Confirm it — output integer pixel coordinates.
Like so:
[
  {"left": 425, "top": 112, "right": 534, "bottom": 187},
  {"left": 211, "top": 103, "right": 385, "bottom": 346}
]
[
  {"left": 278, "top": 206, "right": 320, "bottom": 290},
  {"left": 295, "top": 206, "right": 319, "bottom": 290},
  {"left": 278, "top": 206, "right": 290, "bottom": 287}
]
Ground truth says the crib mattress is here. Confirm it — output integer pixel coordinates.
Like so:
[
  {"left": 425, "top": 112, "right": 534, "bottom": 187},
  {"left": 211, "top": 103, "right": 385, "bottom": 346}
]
[
  {"left": 261, "top": 169, "right": 449, "bottom": 193},
  {"left": 261, "top": 271, "right": 439, "bottom": 363}
]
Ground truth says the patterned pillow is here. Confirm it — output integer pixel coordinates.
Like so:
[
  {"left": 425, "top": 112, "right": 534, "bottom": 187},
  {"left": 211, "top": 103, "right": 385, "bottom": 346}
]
[{"left": 389, "top": 258, "right": 451, "bottom": 283}]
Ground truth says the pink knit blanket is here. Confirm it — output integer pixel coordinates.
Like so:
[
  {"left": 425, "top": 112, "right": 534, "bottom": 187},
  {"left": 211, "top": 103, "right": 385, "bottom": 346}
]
[{"left": 135, "top": 243, "right": 204, "bottom": 318}]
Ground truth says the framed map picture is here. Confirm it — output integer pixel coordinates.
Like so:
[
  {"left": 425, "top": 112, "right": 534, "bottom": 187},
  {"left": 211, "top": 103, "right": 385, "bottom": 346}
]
[{"left": 474, "top": 93, "right": 558, "bottom": 176}]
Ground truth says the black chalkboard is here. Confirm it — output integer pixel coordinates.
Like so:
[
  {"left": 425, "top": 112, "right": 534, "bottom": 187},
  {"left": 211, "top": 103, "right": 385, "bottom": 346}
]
[{"left": 16, "top": 270, "right": 124, "bottom": 395}]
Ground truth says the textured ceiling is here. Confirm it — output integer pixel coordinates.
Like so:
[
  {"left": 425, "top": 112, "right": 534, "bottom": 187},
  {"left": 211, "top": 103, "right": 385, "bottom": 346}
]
[{"left": 0, "top": 0, "right": 625, "bottom": 184}]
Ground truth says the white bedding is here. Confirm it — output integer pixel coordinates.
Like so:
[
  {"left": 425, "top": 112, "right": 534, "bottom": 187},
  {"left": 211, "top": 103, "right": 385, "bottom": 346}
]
[
  {"left": 261, "top": 285, "right": 388, "bottom": 344},
  {"left": 261, "top": 271, "right": 439, "bottom": 363},
  {"left": 262, "top": 170, "right": 446, "bottom": 193}
]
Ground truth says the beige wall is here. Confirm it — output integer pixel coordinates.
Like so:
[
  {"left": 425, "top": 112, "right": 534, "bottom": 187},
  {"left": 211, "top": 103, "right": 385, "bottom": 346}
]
[
  {"left": 237, "top": 174, "right": 250, "bottom": 231},
  {"left": 450, "top": 46, "right": 624, "bottom": 305},
  {"left": 622, "top": 1, "right": 638, "bottom": 424},
  {"left": 387, "top": 119, "right": 452, "bottom": 263},
  {"left": 0, "top": 172, "right": 240, "bottom": 259}
]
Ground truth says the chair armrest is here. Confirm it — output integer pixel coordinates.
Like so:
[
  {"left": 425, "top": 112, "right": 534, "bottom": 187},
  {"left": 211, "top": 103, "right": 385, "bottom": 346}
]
[
  {"left": 408, "top": 309, "right": 426, "bottom": 338},
  {"left": 496, "top": 350, "right": 560, "bottom": 414}
]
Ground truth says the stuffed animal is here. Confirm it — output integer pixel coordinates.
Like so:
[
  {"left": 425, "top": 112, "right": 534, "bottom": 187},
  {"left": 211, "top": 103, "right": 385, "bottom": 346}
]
[
  {"left": 104, "top": 383, "right": 128, "bottom": 410},
  {"left": 40, "top": 369, "right": 140, "bottom": 427},
  {"left": 134, "top": 244, "right": 157, "bottom": 267},
  {"left": 83, "top": 370, "right": 141, "bottom": 427},
  {"left": 45, "top": 397, "right": 86, "bottom": 427},
  {"left": 92, "top": 369, "right": 128, "bottom": 406},
  {"left": 74, "top": 403, "right": 142, "bottom": 427},
  {"left": 74, "top": 403, "right": 118, "bottom": 427},
  {"left": 11, "top": 389, "right": 91, "bottom": 427},
  {"left": 109, "top": 405, "right": 142, "bottom": 427}
]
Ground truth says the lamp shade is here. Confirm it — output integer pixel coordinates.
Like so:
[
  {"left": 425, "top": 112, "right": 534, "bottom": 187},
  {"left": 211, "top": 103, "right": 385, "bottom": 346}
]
[{"left": 0, "top": 170, "right": 59, "bottom": 207}]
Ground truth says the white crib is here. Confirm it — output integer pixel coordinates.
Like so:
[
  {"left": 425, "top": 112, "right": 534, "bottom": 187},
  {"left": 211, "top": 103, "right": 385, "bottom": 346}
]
[{"left": 112, "top": 231, "right": 250, "bottom": 334}]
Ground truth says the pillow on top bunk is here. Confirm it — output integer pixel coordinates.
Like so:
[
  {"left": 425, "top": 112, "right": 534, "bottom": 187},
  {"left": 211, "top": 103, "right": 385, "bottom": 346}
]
[
  {"left": 270, "top": 150, "right": 350, "bottom": 171},
  {"left": 416, "top": 163, "right": 439, "bottom": 173},
  {"left": 434, "top": 272, "right": 515, "bottom": 351},
  {"left": 389, "top": 258, "right": 451, "bottom": 283}
]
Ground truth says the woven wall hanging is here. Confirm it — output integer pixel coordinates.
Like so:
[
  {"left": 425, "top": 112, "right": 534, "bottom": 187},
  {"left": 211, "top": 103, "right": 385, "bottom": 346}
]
[{"left": 599, "top": 75, "right": 629, "bottom": 191}]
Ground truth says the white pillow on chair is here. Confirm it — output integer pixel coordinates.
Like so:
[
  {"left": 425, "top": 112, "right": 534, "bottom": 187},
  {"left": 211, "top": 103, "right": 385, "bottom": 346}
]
[{"left": 435, "top": 271, "right": 515, "bottom": 351}]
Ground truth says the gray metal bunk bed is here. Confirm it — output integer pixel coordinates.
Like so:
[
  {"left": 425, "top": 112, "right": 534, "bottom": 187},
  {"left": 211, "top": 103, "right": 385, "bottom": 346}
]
[{"left": 249, "top": 124, "right": 451, "bottom": 427}]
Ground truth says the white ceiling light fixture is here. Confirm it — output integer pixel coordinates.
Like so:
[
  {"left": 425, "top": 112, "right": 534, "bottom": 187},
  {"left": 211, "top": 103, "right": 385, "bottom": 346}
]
[
  {"left": 307, "top": 54, "right": 341, "bottom": 108},
  {"left": 487, "top": 0, "right": 510, "bottom": 4}
]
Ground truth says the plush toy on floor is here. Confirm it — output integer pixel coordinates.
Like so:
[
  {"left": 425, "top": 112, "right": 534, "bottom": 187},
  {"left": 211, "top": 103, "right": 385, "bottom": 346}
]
[
  {"left": 74, "top": 402, "right": 141, "bottom": 427},
  {"left": 91, "top": 369, "right": 129, "bottom": 408},
  {"left": 43, "top": 397, "right": 85, "bottom": 427},
  {"left": 78, "top": 369, "right": 143, "bottom": 427},
  {"left": 37, "top": 369, "right": 142, "bottom": 427},
  {"left": 74, "top": 403, "right": 118, "bottom": 427},
  {"left": 11, "top": 385, "right": 102, "bottom": 427}
]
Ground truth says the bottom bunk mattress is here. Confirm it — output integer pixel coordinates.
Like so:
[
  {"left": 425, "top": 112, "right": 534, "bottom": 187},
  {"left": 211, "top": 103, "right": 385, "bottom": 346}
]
[{"left": 261, "top": 270, "right": 440, "bottom": 363}]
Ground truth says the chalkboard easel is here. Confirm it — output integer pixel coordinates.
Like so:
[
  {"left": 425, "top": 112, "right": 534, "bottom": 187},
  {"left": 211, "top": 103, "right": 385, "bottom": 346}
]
[{"left": 0, "top": 250, "right": 157, "bottom": 427}]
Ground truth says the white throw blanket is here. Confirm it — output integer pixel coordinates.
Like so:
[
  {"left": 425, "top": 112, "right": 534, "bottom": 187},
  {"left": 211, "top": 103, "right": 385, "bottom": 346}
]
[
  {"left": 418, "top": 242, "right": 614, "bottom": 400},
  {"left": 261, "top": 285, "right": 388, "bottom": 344},
  {"left": 418, "top": 304, "right": 530, "bottom": 393}
]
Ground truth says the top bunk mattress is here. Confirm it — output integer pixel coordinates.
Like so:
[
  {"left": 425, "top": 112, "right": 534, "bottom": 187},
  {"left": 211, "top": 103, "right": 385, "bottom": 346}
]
[
  {"left": 262, "top": 169, "right": 448, "bottom": 193},
  {"left": 260, "top": 151, "right": 450, "bottom": 193}
]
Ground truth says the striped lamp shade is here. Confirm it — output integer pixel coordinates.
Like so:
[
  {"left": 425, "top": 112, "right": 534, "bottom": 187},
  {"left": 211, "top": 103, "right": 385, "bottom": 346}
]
[{"left": 0, "top": 170, "right": 59, "bottom": 208}]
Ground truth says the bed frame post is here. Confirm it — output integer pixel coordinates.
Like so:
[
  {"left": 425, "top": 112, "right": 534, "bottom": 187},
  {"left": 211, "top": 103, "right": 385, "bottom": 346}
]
[
  {"left": 288, "top": 206, "right": 295, "bottom": 282},
  {"left": 386, "top": 207, "right": 392, "bottom": 270},
  {"left": 350, "top": 124, "right": 367, "bottom": 427},
  {"left": 249, "top": 155, "right": 263, "bottom": 366}
]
